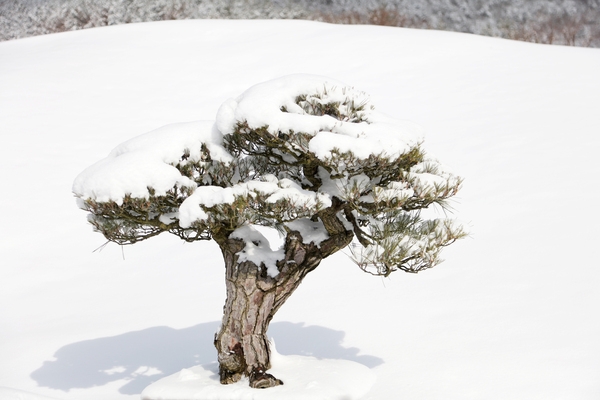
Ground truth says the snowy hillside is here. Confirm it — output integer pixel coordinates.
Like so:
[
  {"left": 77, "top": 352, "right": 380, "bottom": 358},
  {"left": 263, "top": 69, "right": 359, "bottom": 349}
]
[{"left": 1, "top": 19, "right": 599, "bottom": 400}]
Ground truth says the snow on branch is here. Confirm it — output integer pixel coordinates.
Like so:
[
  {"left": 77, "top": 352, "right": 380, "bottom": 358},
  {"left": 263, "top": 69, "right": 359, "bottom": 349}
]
[
  {"left": 216, "top": 74, "right": 423, "bottom": 165},
  {"left": 178, "top": 174, "right": 331, "bottom": 229},
  {"left": 74, "top": 74, "right": 464, "bottom": 276},
  {"left": 73, "top": 121, "right": 229, "bottom": 244},
  {"left": 73, "top": 121, "right": 230, "bottom": 204},
  {"left": 230, "top": 225, "right": 285, "bottom": 278}
]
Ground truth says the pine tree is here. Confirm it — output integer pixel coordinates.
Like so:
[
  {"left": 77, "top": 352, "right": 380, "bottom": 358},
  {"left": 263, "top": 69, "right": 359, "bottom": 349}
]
[{"left": 73, "top": 74, "right": 465, "bottom": 388}]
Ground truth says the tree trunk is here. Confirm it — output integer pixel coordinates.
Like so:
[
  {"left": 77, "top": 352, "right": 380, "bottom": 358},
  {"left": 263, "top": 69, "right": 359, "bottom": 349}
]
[
  {"left": 214, "top": 256, "right": 280, "bottom": 388},
  {"left": 213, "top": 201, "right": 354, "bottom": 388}
]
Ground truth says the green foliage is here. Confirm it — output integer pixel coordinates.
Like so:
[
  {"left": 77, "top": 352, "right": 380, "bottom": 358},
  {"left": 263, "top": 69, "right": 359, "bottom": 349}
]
[
  {"left": 293, "top": 88, "right": 372, "bottom": 123},
  {"left": 80, "top": 186, "right": 208, "bottom": 245},
  {"left": 76, "top": 79, "right": 465, "bottom": 275},
  {"left": 218, "top": 83, "right": 465, "bottom": 274},
  {"left": 349, "top": 213, "right": 467, "bottom": 275}
]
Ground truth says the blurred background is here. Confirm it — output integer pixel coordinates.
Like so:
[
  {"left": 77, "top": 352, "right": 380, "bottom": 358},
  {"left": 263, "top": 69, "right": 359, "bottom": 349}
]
[{"left": 2, "top": 0, "right": 600, "bottom": 47}]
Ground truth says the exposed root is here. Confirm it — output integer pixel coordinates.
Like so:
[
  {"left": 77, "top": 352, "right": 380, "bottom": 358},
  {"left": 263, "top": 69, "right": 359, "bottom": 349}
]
[{"left": 249, "top": 367, "right": 284, "bottom": 388}]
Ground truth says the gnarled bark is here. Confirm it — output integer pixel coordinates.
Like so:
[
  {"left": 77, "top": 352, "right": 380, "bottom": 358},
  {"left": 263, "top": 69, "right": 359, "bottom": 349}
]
[{"left": 213, "top": 211, "right": 353, "bottom": 388}]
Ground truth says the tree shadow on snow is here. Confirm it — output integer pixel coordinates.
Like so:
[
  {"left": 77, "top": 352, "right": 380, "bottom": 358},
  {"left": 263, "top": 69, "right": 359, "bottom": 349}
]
[{"left": 30, "top": 321, "right": 383, "bottom": 395}]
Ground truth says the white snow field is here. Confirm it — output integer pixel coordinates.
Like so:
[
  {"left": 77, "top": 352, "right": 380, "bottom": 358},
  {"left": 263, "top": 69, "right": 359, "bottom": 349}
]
[
  {"left": 140, "top": 341, "right": 376, "bottom": 400},
  {"left": 1, "top": 18, "right": 599, "bottom": 400}
]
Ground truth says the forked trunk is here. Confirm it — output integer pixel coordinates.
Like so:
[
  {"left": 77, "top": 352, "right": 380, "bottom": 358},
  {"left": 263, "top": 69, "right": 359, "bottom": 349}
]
[
  {"left": 213, "top": 231, "right": 326, "bottom": 388},
  {"left": 213, "top": 200, "right": 354, "bottom": 388}
]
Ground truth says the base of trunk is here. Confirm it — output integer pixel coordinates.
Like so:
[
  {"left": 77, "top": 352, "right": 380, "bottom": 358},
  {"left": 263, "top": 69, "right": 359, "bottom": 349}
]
[
  {"left": 220, "top": 366, "right": 283, "bottom": 388},
  {"left": 216, "top": 343, "right": 283, "bottom": 388}
]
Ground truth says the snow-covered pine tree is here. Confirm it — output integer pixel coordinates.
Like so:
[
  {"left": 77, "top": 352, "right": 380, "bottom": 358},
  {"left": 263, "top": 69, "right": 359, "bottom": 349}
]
[{"left": 73, "top": 74, "right": 465, "bottom": 388}]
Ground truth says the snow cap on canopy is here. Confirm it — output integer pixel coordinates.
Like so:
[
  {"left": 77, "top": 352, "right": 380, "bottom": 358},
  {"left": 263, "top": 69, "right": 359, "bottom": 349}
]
[
  {"left": 72, "top": 121, "right": 230, "bottom": 205},
  {"left": 216, "top": 74, "right": 424, "bottom": 161}
]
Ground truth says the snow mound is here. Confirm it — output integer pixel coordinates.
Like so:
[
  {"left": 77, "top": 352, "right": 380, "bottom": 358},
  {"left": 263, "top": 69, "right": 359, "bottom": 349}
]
[{"left": 141, "top": 343, "right": 376, "bottom": 400}]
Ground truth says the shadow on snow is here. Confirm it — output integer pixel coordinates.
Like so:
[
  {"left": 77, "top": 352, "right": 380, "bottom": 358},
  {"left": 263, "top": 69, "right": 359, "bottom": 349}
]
[{"left": 31, "top": 321, "right": 383, "bottom": 394}]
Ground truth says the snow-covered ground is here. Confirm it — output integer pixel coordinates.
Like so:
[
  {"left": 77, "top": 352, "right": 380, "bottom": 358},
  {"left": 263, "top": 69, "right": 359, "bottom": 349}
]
[{"left": 1, "top": 19, "right": 599, "bottom": 400}]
